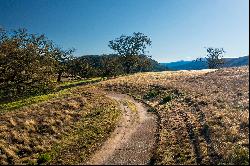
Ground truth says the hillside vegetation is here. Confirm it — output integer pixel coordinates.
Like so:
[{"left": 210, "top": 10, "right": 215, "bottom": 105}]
[
  {"left": 0, "top": 66, "right": 248, "bottom": 165},
  {"left": 0, "top": 29, "right": 166, "bottom": 102},
  {"left": 99, "top": 66, "right": 249, "bottom": 165}
]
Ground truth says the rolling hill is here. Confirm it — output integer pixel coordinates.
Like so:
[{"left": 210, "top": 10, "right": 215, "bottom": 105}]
[{"left": 161, "top": 55, "right": 249, "bottom": 70}]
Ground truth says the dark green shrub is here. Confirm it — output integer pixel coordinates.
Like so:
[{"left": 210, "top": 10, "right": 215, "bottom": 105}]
[
  {"left": 159, "top": 95, "right": 172, "bottom": 104},
  {"left": 147, "top": 107, "right": 156, "bottom": 113},
  {"left": 37, "top": 153, "right": 52, "bottom": 164},
  {"left": 143, "top": 89, "right": 159, "bottom": 99}
]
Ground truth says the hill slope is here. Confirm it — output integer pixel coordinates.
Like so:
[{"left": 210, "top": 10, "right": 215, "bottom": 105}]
[
  {"left": 100, "top": 66, "right": 249, "bottom": 165},
  {"left": 0, "top": 86, "right": 122, "bottom": 165},
  {"left": 0, "top": 67, "right": 248, "bottom": 165},
  {"left": 223, "top": 56, "right": 249, "bottom": 67}
]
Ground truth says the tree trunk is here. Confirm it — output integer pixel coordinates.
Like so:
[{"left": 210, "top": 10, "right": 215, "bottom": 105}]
[{"left": 57, "top": 71, "right": 62, "bottom": 82}]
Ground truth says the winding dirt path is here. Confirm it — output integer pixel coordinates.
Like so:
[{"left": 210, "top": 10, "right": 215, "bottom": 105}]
[{"left": 85, "top": 92, "right": 157, "bottom": 165}]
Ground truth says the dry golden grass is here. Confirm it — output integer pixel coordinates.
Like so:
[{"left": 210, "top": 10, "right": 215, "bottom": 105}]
[
  {"left": 0, "top": 85, "right": 121, "bottom": 165},
  {"left": 99, "top": 66, "right": 249, "bottom": 165},
  {"left": 0, "top": 67, "right": 248, "bottom": 165}
]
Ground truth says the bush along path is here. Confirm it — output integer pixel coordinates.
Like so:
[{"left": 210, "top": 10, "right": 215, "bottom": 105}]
[{"left": 86, "top": 92, "right": 157, "bottom": 165}]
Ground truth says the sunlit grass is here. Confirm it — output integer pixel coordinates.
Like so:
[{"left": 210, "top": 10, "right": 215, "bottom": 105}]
[
  {"left": 0, "top": 77, "right": 104, "bottom": 113},
  {"left": 0, "top": 87, "right": 122, "bottom": 164},
  {"left": 0, "top": 89, "right": 72, "bottom": 113},
  {"left": 44, "top": 104, "right": 121, "bottom": 164},
  {"left": 99, "top": 66, "right": 249, "bottom": 165},
  {"left": 58, "top": 77, "right": 103, "bottom": 88}
]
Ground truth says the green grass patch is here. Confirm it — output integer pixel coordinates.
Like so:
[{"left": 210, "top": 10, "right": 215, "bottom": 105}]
[
  {"left": 37, "top": 153, "right": 52, "bottom": 165},
  {"left": 58, "top": 77, "right": 103, "bottom": 88}
]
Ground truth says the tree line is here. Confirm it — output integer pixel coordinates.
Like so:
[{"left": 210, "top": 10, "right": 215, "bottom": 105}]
[
  {"left": 0, "top": 28, "right": 167, "bottom": 101},
  {"left": 0, "top": 27, "right": 225, "bottom": 101}
]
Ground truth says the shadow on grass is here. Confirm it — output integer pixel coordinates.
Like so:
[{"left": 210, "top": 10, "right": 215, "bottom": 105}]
[
  {"left": 56, "top": 78, "right": 103, "bottom": 91},
  {"left": 0, "top": 78, "right": 104, "bottom": 113}
]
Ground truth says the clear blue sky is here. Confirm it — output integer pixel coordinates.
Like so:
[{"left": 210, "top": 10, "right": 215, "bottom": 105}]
[{"left": 0, "top": 0, "right": 249, "bottom": 62}]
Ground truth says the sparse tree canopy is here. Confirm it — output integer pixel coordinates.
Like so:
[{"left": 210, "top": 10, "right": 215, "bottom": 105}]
[
  {"left": 108, "top": 32, "right": 152, "bottom": 73},
  {"left": 54, "top": 47, "right": 75, "bottom": 82},
  {"left": 205, "top": 47, "right": 225, "bottom": 69},
  {"left": 197, "top": 47, "right": 225, "bottom": 69},
  {"left": 108, "top": 32, "right": 152, "bottom": 56}
]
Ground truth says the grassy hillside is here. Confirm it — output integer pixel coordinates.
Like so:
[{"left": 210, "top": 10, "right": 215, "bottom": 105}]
[
  {"left": 0, "top": 66, "right": 248, "bottom": 165},
  {"left": 99, "top": 66, "right": 249, "bottom": 165},
  {"left": 0, "top": 85, "right": 121, "bottom": 165}
]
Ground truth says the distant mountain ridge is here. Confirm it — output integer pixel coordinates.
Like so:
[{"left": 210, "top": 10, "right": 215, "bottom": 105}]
[{"left": 160, "top": 55, "right": 249, "bottom": 70}]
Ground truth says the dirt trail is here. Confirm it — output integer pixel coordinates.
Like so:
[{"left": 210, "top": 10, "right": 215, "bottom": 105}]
[{"left": 86, "top": 92, "right": 157, "bottom": 165}]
